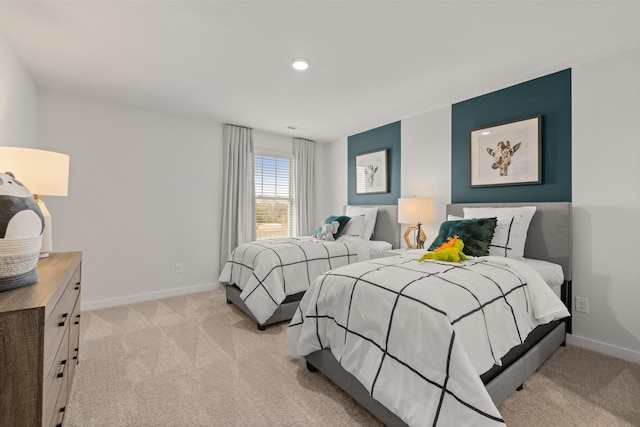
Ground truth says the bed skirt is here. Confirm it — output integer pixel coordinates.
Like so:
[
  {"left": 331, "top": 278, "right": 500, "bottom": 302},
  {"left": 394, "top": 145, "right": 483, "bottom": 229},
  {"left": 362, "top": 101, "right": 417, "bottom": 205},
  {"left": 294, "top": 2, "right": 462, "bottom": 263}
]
[
  {"left": 225, "top": 284, "right": 304, "bottom": 330},
  {"left": 305, "top": 320, "right": 566, "bottom": 426}
]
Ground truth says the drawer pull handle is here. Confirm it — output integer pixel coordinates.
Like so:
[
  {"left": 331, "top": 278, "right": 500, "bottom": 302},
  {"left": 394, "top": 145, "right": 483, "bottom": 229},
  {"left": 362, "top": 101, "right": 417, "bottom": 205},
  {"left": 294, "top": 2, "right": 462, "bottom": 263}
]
[
  {"left": 58, "top": 313, "right": 68, "bottom": 327},
  {"left": 57, "top": 359, "right": 67, "bottom": 378},
  {"left": 74, "top": 314, "right": 81, "bottom": 325},
  {"left": 55, "top": 407, "right": 66, "bottom": 427}
]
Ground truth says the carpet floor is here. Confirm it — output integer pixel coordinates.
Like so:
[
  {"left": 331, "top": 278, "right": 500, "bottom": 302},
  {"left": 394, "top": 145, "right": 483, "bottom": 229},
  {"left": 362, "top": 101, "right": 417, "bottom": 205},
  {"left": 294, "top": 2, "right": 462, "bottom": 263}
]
[{"left": 65, "top": 289, "right": 640, "bottom": 426}]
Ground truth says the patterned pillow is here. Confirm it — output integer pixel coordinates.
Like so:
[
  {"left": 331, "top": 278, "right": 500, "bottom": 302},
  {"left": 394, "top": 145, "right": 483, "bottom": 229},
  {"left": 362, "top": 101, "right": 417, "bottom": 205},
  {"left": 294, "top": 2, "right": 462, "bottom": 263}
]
[
  {"left": 487, "top": 216, "right": 525, "bottom": 258},
  {"left": 341, "top": 215, "right": 366, "bottom": 238},
  {"left": 463, "top": 206, "right": 536, "bottom": 259},
  {"left": 345, "top": 206, "right": 378, "bottom": 240},
  {"left": 428, "top": 217, "right": 497, "bottom": 257}
]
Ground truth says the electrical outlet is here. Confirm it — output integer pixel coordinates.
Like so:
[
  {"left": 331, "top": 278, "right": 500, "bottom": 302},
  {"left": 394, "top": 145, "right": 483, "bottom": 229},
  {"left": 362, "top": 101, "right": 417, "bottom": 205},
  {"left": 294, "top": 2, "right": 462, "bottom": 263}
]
[
  {"left": 575, "top": 296, "right": 589, "bottom": 313},
  {"left": 175, "top": 262, "right": 184, "bottom": 274}
]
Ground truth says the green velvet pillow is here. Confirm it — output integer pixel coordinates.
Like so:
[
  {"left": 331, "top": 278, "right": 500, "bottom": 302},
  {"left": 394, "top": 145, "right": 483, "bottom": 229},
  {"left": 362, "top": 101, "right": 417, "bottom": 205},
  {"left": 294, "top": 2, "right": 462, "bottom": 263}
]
[
  {"left": 313, "top": 215, "right": 351, "bottom": 239},
  {"left": 428, "top": 217, "right": 498, "bottom": 257}
]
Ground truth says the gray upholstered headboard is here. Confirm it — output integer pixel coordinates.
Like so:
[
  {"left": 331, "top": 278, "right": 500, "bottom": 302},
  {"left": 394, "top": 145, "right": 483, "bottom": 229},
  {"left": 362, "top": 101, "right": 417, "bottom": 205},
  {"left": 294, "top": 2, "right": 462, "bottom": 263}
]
[
  {"left": 345, "top": 205, "right": 399, "bottom": 249},
  {"left": 447, "top": 202, "right": 572, "bottom": 281}
]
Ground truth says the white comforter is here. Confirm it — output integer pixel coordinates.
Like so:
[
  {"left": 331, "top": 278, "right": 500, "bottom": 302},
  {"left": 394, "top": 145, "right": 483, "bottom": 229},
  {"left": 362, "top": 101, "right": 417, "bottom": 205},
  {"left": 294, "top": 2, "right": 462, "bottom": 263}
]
[
  {"left": 218, "top": 236, "right": 372, "bottom": 324},
  {"left": 287, "top": 253, "right": 570, "bottom": 427}
]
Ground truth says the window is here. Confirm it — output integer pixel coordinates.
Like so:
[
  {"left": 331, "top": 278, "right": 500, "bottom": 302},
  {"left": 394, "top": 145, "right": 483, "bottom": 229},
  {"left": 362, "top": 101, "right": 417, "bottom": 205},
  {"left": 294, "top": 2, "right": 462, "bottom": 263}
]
[{"left": 254, "top": 154, "right": 296, "bottom": 239}]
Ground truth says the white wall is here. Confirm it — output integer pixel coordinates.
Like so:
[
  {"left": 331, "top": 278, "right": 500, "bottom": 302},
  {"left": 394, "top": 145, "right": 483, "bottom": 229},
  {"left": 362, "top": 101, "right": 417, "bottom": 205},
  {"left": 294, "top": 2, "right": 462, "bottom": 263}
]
[
  {"left": 0, "top": 33, "right": 37, "bottom": 147},
  {"left": 570, "top": 47, "right": 640, "bottom": 363},
  {"left": 38, "top": 91, "right": 224, "bottom": 310},
  {"left": 314, "top": 109, "right": 452, "bottom": 249},
  {"left": 400, "top": 107, "right": 452, "bottom": 248},
  {"left": 254, "top": 130, "right": 293, "bottom": 156},
  {"left": 314, "top": 137, "right": 348, "bottom": 228},
  {"left": 316, "top": 109, "right": 452, "bottom": 249}
]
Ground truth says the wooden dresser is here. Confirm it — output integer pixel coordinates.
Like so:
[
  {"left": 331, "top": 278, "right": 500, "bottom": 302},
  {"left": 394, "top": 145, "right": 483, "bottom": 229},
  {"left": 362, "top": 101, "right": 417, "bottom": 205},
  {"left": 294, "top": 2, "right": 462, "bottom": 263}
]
[{"left": 0, "top": 251, "right": 82, "bottom": 427}]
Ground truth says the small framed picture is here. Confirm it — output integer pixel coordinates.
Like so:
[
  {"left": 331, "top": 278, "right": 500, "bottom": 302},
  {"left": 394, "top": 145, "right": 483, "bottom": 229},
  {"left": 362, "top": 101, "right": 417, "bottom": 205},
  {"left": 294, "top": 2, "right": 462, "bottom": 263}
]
[
  {"left": 469, "top": 115, "right": 541, "bottom": 187},
  {"left": 355, "top": 149, "right": 388, "bottom": 194}
]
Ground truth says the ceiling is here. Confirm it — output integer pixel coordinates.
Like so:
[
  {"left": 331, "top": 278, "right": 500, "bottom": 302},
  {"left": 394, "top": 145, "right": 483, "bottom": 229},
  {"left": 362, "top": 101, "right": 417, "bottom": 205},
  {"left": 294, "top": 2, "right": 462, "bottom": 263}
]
[{"left": 1, "top": 1, "right": 639, "bottom": 143}]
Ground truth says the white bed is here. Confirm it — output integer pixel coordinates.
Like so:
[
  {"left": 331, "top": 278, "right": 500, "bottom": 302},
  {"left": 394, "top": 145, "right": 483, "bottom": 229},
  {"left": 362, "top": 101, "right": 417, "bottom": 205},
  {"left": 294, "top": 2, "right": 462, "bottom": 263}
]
[
  {"left": 288, "top": 202, "right": 572, "bottom": 426},
  {"left": 219, "top": 205, "right": 398, "bottom": 330}
]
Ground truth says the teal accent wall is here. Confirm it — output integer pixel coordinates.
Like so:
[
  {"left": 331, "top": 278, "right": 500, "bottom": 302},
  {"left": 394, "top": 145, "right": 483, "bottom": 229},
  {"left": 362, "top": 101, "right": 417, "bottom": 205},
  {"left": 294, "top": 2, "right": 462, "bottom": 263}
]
[
  {"left": 348, "top": 121, "right": 401, "bottom": 205},
  {"left": 451, "top": 69, "right": 572, "bottom": 203}
]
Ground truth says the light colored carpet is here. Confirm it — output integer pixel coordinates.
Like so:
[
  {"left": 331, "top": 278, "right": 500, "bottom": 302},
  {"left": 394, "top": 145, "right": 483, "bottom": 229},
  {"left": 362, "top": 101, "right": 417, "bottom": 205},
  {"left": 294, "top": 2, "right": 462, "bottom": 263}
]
[{"left": 65, "top": 289, "right": 640, "bottom": 426}]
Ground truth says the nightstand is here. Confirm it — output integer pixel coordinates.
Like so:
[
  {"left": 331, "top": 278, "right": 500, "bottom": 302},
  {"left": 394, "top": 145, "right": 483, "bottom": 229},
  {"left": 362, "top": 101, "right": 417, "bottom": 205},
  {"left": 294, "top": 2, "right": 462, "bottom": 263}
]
[{"left": 383, "top": 248, "right": 410, "bottom": 257}]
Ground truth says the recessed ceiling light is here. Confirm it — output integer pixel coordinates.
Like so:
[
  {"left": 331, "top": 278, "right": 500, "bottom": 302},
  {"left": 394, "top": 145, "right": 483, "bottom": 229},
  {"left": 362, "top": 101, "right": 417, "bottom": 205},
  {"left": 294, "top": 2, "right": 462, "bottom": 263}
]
[
  {"left": 292, "top": 58, "right": 310, "bottom": 71},
  {"left": 481, "top": 131, "right": 491, "bottom": 135}
]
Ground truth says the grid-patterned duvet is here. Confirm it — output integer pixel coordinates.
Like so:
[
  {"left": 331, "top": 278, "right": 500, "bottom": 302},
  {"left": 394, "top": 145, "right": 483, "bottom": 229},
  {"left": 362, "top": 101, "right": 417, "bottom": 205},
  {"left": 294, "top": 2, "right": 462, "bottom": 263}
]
[
  {"left": 219, "top": 238, "right": 364, "bottom": 324},
  {"left": 288, "top": 253, "right": 569, "bottom": 427}
]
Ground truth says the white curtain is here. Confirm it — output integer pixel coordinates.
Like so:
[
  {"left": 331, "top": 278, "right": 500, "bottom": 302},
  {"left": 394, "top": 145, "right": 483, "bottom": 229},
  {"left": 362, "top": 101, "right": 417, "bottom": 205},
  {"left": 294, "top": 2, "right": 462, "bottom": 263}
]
[
  {"left": 293, "top": 138, "right": 315, "bottom": 236},
  {"left": 220, "top": 125, "right": 255, "bottom": 271}
]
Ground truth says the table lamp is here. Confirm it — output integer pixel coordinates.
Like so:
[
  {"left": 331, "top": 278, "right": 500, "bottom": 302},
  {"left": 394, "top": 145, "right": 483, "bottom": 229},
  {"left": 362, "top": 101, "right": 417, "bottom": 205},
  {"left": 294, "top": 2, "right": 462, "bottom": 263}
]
[
  {"left": 398, "top": 196, "right": 433, "bottom": 249},
  {"left": 0, "top": 147, "right": 70, "bottom": 258}
]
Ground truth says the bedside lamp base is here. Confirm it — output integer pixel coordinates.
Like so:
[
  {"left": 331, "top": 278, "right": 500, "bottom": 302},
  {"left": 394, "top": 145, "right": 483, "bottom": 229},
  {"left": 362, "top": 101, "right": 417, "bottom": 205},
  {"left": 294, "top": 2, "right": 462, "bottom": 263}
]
[{"left": 403, "top": 224, "right": 426, "bottom": 249}]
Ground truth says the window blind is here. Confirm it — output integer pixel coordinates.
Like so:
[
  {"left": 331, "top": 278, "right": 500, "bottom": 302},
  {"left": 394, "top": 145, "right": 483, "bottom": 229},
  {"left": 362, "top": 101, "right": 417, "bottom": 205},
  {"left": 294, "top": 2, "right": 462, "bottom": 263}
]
[{"left": 255, "top": 154, "right": 296, "bottom": 239}]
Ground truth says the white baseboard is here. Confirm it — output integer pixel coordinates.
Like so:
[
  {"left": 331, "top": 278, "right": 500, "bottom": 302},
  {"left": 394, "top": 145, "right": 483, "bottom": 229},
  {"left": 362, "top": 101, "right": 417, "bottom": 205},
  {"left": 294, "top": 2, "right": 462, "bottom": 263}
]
[
  {"left": 566, "top": 333, "right": 640, "bottom": 365},
  {"left": 81, "top": 282, "right": 223, "bottom": 311}
]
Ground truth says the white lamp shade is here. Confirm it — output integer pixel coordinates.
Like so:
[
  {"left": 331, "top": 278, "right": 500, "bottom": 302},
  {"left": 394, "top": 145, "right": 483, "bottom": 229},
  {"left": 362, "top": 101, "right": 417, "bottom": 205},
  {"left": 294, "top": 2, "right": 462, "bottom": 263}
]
[
  {"left": 0, "top": 147, "right": 69, "bottom": 196},
  {"left": 398, "top": 197, "right": 433, "bottom": 225}
]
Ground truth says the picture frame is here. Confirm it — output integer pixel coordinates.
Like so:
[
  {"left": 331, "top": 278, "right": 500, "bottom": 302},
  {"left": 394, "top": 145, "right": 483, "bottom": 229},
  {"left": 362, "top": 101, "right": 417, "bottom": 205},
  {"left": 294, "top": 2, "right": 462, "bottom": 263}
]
[
  {"left": 355, "top": 149, "right": 388, "bottom": 194},
  {"left": 469, "top": 115, "right": 541, "bottom": 187}
]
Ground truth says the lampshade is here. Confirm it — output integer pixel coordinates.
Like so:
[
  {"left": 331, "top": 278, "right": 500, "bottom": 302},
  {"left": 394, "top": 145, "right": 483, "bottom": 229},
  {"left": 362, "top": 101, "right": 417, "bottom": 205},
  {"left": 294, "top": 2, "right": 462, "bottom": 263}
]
[
  {"left": 0, "top": 146, "right": 69, "bottom": 258},
  {"left": 0, "top": 147, "right": 69, "bottom": 196},
  {"left": 398, "top": 197, "right": 433, "bottom": 225}
]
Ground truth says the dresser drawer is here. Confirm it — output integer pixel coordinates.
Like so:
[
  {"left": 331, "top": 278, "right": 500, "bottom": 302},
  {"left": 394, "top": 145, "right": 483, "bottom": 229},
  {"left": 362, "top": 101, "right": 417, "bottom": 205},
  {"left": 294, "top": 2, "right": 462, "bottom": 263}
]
[
  {"left": 43, "top": 266, "right": 81, "bottom": 375},
  {"left": 48, "top": 376, "right": 68, "bottom": 427},
  {"left": 68, "top": 297, "right": 81, "bottom": 384},
  {"left": 0, "top": 252, "right": 82, "bottom": 427},
  {"left": 43, "top": 328, "right": 68, "bottom": 426}
]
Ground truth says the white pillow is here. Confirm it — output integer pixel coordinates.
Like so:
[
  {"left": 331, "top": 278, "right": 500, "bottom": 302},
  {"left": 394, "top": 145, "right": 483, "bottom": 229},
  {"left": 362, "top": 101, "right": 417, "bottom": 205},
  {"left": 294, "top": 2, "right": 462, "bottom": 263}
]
[
  {"left": 345, "top": 206, "right": 378, "bottom": 240},
  {"left": 463, "top": 206, "right": 536, "bottom": 259},
  {"left": 341, "top": 215, "right": 366, "bottom": 238}
]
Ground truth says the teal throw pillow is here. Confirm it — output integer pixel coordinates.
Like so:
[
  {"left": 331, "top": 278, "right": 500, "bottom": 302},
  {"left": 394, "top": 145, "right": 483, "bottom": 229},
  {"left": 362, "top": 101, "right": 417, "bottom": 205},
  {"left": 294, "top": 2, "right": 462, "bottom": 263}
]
[
  {"left": 325, "top": 215, "right": 351, "bottom": 239},
  {"left": 428, "top": 217, "right": 498, "bottom": 257}
]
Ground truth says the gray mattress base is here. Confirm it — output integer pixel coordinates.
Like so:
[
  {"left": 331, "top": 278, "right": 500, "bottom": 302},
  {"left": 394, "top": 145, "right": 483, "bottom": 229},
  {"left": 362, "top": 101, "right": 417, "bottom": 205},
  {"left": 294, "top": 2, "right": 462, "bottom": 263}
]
[
  {"left": 306, "top": 322, "right": 566, "bottom": 426},
  {"left": 225, "top": 284, "right": 301, "bottom": 329}
]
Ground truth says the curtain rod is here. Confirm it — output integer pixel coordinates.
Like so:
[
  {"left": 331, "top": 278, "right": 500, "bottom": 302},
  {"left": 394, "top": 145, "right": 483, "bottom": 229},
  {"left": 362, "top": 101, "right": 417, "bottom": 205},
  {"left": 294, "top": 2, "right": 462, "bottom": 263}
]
[{"left": 224, "top": 123, "right": 253, "bottom": 130}]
